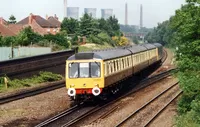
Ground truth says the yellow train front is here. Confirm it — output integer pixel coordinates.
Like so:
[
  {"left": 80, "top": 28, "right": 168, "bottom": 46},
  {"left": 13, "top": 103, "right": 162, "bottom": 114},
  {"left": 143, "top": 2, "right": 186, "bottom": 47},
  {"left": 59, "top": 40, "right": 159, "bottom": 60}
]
[
  {"left": 66, "top": 43, "right": 163, "bottom": 100},
  {"left": 66, "top": 53, "right": 105, "bottom": 100}
]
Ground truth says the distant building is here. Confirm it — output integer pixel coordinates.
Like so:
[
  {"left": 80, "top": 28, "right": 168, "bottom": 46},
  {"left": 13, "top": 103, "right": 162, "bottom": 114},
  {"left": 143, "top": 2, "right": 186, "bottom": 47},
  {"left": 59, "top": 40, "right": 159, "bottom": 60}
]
[
  {"left": 0, "top": 17, "right": 16, "bottom": 37},
  {"left": 0, "top": 24, "right": 16, "bottom": 37},
  {"left": 17, "top": 13, "right": 60, "bottom": 35},
  {"left": 125, "top": 3, "right": 128, "bottom": 25},
  {"left": 64, "top": 0, "right": 67, "bottom": 18},
  {"left": 84, "top": 8, "right": 97, "bottom": 18},
  {"left": 140, "top": 4, "right": 143, "bottom": 29},
  {"left": 67, "top": 7, "right": 79, "bottom": 20},
  {"left": 0, "top": 17, "right": 8, "bottom": 25},
  {"left": 46, "top": 14, "right": 61, "bottom": 28},
  {"left": 101, "top": 9, "right": 113, "bottom": 19}
]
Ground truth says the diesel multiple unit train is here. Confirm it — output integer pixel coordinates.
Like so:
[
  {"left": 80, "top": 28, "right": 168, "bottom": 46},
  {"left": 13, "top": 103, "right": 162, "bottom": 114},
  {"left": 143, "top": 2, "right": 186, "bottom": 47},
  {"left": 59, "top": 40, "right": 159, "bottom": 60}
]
[{"left": 66, "top": 43, "right": 163, "bottom": 100}]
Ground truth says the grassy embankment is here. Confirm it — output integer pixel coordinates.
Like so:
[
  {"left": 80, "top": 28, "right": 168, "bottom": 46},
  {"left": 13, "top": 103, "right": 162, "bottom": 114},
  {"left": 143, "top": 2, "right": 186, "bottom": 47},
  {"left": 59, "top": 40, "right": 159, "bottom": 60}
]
[
  {"left": 0, "top": 43, "right": 113, "bottom": 93},
  {"left": 0, "top": 72, "right": 63, "bottom": 93}
]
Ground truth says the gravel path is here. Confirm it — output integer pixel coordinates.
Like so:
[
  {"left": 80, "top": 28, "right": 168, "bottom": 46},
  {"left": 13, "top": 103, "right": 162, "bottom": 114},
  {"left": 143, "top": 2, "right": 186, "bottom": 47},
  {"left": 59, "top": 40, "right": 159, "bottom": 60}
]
[
  {"left": 83, "top": 77, "right": 178, "bottom": 127},
  {"left": 0, "top": 88, "right": 70, "bottom": 127}
]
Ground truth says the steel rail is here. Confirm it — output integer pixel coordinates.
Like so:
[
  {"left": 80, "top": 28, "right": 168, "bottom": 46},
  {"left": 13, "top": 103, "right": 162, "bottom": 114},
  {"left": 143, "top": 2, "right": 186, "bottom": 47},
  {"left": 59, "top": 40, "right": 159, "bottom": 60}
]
[
  {"left": 35, "top": 102, "right": 85, "bottom": 127},
  {"left": 115, "top": 82, "right": 179, "bottom": 127},
  {"left": 144, "top": 90, "right": 182, "bottom": 127},
  {"left": 0, "top": 81, "right": 65, "bottom": 104}
]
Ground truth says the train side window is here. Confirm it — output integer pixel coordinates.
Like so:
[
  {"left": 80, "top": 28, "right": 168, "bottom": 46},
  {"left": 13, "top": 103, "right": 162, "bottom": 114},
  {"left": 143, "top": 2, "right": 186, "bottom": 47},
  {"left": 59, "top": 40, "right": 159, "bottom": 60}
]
[
  {"left": 115, "top": 60, "right": 118, "bottom": 71},
  {"left": 110, "top": 62, "right": 112, "bottom": 73},
  {"left": 127, "top": 57, "right": 129, "bottom": 67},
  {"left": 125, "top": 57, "right": 128, "bottom": 68},
  {"left": 123, "top": 58, "right": 125, "bottom": 68},
  {"left": 108, "top": 62, "right": 110, "bottom": 74},
  {"left": 122, "top": 58, "right": 124, "bottom": 69},
  {"left": 104, "top": 63, "right": 106, "bottom": 75},
  {"left": 113, "top": 61, "right": 116, "bottom": 72},
  {"left": 118, "top": 59, "right": 121, "bottom": 70}
]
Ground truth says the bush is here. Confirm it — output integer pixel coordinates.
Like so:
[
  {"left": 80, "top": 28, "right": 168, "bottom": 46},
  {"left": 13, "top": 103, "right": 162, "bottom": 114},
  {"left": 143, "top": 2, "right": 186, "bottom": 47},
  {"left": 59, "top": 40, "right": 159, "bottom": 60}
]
[
  {"left": 88, "top": 34, "right": 103, "bottom": 45},
  {"left": 97, "top": 32, "right": 111, "bottom": 43}
]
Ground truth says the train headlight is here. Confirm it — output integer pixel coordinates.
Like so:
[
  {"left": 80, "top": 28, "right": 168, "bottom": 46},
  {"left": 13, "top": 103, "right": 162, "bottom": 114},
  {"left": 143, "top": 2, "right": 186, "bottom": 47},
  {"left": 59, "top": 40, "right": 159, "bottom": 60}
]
[
  {"left": 92, "top": 87, "right": 101, "bottom": 96},
  {"left": 70, "top": 84, "right": 75, "bottom": 87},
  {"left": 68, "top": 88, "right": 76, "bottom": 97}
]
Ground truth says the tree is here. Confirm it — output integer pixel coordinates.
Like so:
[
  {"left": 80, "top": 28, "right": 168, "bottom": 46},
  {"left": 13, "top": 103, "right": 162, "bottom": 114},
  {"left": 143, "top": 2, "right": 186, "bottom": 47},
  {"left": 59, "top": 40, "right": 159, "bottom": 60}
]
[
  {"left": 79, "top": 13, "right": 100, "bottom": 37},
  {"left": 8, "top": 15, "right": 17, "bottom": 24},
  {"left": 98, "top": 18, "right": 111, "bottom": 33},
  {"left": 16, "top": 27, "right": 42, "bottom": 46},
  {"left": 61, "top": 18, "right": 79, "bottom": 34},
  {"left": 107, "top": 16, "right": 121, "bottom": 36},
  {"left": 44, "top": 30, "right": 69, "bottom": 48}
]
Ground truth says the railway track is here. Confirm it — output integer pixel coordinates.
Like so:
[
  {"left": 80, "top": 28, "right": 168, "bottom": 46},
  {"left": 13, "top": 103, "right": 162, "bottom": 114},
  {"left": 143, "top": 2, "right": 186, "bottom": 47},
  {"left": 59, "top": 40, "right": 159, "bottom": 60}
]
[
  {"left": 115, "top": 82, "right": 182, "bottom": 127},
  {"left": 35, "top": 68, "right": 175, "bottom": 127},
  {"left": 0, "top": 80, "right": 65, "bottom": 104},
  {"left": 162, "top": 49, "right": 168, "bottom": 63}
]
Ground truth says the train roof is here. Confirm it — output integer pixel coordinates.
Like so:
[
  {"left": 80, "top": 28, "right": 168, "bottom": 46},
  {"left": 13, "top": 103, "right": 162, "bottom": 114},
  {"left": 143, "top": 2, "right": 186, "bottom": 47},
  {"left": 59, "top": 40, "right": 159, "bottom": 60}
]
[{"left": 67, "top": 43, "right": 162, "bottom": 61}]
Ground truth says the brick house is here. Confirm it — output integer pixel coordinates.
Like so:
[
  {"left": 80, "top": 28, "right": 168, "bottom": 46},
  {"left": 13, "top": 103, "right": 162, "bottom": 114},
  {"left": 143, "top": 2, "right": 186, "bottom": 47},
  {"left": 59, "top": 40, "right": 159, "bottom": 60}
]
[
  {"left": 0, "top": 24, "right": 16, "bottom": 37},
  {"left": 0, "top": 18, "right": 16, "bottom": 37},
  {"left": 17, "top": 13, "right": 61, "bottom": 35}
]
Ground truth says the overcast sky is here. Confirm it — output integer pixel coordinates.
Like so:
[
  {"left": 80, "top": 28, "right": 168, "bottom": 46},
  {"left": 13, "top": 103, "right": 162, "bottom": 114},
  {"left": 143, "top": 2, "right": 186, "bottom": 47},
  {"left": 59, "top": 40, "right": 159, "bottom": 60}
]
[{"left": 0, "top": 0, "right": 186, "bottom": 28}]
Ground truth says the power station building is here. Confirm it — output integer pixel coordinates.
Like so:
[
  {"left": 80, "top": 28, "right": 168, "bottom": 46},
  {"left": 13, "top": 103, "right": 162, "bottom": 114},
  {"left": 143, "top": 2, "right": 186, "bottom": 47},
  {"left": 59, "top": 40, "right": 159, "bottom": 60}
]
[
  {"left": 84, "top": 8, "right": 97, "bottom": 18},
  {"left": 67, "top": 7, "right": 79, "bottom": 19},
  {"left": 101, "top": 9, "right": 113, "bottom": 19}
]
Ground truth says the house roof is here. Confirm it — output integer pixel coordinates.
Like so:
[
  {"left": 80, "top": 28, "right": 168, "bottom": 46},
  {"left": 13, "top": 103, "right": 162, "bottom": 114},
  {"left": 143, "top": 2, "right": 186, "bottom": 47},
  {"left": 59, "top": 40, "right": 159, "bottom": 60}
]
[
  {"left": 47, "top": 16, "right": 61, "bottom": 27},
  {"left": 8, "top": 24, "right": 24, "bottom": 35},
  {"left": 0, "top": 17, "right": 8, "bottom": 25},
  {"left": 30, "top": 20, "right": 48, "bottom": 35},
  {"left": 17, "top": 15, "right": 57, "bottom": 28},
  {"left": 0, "top": 24, "right": 16, "bottom": 37}
]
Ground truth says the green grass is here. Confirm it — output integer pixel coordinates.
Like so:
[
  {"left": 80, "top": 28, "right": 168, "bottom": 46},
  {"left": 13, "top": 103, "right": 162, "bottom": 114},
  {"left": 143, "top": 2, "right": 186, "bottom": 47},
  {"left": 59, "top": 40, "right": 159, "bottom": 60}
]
[{"left": 0, "top": 72, "right": 63, "bottom": 93}]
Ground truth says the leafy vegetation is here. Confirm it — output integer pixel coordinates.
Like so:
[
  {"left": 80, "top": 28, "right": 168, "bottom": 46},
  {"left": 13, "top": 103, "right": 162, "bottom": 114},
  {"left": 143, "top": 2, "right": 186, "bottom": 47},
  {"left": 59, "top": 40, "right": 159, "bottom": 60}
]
[
  {"left": 0, "top": 72, "right": 63, "bottom": 93},
  {"left": 8, "top": 15, "right": 17, "bottom": 24},
  {"left": 0, "top": 14, "right": 128, "bottom": 49},
  {"left": 61, "top": 13, "right": 127, "bottom": 46},
  {"left": 0, "top": 27, "right": 69, "bottom": 50},
  {"left": 145, "top": 0, "right": 200, "bottom": 126}
]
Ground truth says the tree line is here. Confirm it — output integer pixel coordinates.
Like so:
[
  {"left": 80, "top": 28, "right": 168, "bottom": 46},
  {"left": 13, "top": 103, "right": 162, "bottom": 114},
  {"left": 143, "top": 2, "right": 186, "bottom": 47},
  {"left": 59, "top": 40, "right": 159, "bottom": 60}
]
[
  {"left": 61, "top": 13, "right": 125, "bottom": 46},
  {"left": 0, "top": 13, "right": 128, "bottom": 50},
  {"left": 145, "top": 0, "right": 200, "bottom": 126}
]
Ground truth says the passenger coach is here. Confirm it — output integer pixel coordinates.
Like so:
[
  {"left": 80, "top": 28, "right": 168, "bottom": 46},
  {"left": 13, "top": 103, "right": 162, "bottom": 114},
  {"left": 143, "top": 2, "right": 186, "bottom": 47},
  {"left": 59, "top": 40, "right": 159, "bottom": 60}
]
[{"left": 66, "top": 43, "right": 163, "bottom": 100}]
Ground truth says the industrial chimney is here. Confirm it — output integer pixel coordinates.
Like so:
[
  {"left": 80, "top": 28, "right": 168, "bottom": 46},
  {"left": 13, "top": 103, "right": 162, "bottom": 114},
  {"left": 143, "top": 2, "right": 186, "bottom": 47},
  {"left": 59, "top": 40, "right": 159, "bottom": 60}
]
[
  {"left": 140, "top": 4, "right": 143, "bottom": 29},
  {"left": 125, "top": 2, "right": 128, "bottom": 25},
  {"left": 64, "top": 0, "right": 67, "bottom": 18}
]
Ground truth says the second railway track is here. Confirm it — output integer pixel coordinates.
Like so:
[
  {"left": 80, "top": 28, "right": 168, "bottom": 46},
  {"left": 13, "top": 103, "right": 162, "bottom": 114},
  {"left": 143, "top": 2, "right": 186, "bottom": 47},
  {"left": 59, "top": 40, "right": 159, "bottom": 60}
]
[
  {"left": 0, "top": 80, "right": 65, "bottom": 104},
  {"left": 115, "top": 82, "right": 182, "bottom": 127}
]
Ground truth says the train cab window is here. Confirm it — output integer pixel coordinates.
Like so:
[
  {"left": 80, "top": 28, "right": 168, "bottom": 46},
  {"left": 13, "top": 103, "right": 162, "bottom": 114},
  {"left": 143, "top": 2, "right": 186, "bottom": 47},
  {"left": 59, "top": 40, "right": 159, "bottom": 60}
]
[
  {"left": 91, "top": 62, "right": 100, "bottom": 78},
  {"left": 69, "top": 63, "right": 79, "bottom": 78},
  {"left": 79, "top": 63, "right": 90, "bottom": 78},
  {"left": 69, "top": 62, "right": 101, "bottom": 78}
]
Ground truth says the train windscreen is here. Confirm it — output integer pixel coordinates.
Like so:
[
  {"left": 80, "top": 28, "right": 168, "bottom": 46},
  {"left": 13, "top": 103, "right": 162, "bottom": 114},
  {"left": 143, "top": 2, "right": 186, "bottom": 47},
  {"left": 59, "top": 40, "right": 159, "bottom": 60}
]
[{"left": 69, "top": 62, "right": 100, "bottom": 78}]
